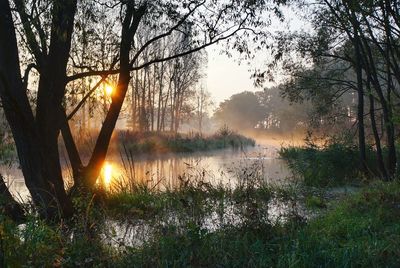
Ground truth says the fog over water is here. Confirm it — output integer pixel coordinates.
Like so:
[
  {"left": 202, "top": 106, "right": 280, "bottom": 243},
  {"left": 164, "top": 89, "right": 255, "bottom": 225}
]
[{"left": 0, "top": 135, "right": 298, "bottom": 203}]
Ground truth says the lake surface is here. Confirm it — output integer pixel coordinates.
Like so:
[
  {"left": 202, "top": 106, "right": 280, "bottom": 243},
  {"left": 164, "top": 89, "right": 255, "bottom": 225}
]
[{"left": 0, "top": 144, "right": 291, "bottom": 201}]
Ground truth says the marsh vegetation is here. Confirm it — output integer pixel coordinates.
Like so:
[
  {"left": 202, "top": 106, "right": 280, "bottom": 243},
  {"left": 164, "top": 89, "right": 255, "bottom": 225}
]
[{"left": 1, "top": 0, "right": 400, "bottom": 266}]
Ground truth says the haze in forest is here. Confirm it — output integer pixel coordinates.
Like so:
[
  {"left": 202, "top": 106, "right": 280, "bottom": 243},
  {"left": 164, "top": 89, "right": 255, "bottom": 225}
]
[{"left": 1, "top": 1, "right": 400, "bottom": 266}]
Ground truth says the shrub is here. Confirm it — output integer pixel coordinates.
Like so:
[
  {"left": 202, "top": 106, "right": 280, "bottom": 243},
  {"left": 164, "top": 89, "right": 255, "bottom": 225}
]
[{"left": 279, "top": 136, "right": 379, "bottom": 187}]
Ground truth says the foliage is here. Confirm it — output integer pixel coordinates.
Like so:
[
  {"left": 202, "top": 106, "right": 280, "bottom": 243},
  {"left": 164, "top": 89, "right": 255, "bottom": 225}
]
[
  {"left": 212, "top": 87, "right": 313, "bottom": 135},
  {"left": 214, "top": 91, "right": 266, "bottom": 130},
  {"left": 0, "top": 143, "right": 16, "bottom": 163},
  {"left": 118, "top": 128, "right": 255, "bottom": 154},
  {"left": 279, "top": 136, "right": 377, "bottom": 187},
  {"left": 1, "top": 170, "right": 400, "bottom": 266},
  {"left": 280, "top": 181, "right": 400, "bottom": 267},
  {"left": 0, "top": 119, "right": 16, "bottom": 163}
]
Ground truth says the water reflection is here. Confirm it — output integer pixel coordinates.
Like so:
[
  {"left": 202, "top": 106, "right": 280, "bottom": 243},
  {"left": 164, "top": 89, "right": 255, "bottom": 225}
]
[
  {"left": 1, "top": 145, "right": 290, "bottom": 200},
  {"left": 102, "top": 162, "right": 114, "bottom": 186},
  {"left": 109, "top": 146, "right": 289, "bottom": 190}
]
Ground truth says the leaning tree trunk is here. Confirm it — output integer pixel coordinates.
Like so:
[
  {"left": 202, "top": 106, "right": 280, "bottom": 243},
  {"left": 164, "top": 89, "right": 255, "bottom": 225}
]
[{"left": 80, "top": 5, "right": 147, "bottom": 188}]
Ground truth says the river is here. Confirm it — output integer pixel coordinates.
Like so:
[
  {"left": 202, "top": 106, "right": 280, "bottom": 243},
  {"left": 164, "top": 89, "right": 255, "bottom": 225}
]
[{"left": 0, "top": 144, "right": 291, "bottom": 202}]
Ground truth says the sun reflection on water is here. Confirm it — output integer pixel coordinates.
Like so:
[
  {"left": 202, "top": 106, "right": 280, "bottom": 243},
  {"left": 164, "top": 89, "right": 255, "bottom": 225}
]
[{"left": 103, "top": 162, "right": 113, "bottom": 185}]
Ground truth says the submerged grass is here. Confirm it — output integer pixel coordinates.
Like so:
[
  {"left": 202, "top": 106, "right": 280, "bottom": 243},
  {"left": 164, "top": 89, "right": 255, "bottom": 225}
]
[{"left": 1, "top": 159, "right": 400, "bottom": 266}]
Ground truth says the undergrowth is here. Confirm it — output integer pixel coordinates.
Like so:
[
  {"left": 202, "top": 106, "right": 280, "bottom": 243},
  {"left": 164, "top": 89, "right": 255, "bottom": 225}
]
[
  {"left": 1, "top": 158, "right": 400, "bottom": 267},
  {"left": 279, "top": 135, "right": 378, "bottom": 187}
]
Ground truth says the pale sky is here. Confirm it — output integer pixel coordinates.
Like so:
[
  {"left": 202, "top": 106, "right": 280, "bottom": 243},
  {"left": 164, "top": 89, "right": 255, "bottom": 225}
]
[
  {"left": 205, "top": 6, "right": 311, "bottom": 106},
  {"left": 206, "top": 48, "right": 258, "bottom": 105}
]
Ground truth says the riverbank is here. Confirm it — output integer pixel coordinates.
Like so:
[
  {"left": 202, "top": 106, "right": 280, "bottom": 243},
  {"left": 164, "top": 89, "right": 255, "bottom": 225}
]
[
  {"left": 116, "top": 129, "right": 256, "bottom": 154},
  {"left": 0, "top": 128, "right": 256, "bottom": 163},
  {"left": 1, "top": 157, "right": 399, "bottom": 266},
  {"left": 1, "top": 179, "right": 399, "bottom": 266}
]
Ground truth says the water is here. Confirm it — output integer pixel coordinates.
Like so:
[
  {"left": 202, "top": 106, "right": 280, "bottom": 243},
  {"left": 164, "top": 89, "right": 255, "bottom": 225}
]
[
  {"left": 1, "top": 144, "right": 294, "bottom": 248},
  {"left": 0, "top": 144, "right": 290, "bottom": 202}
]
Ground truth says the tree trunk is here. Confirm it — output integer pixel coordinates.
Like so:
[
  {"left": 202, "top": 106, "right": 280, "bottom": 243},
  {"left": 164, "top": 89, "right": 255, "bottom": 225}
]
[
  {"left": 0, "top": 0, "right": 76, "bottom": 220},
  {"left": 81, "top": 5, "right": 146, "bottom": 188},
  {"left": 360, "top": 31, "right": 397, "bottom": 178},
  {"left": 0, "top": 174, "right": 25, "bottom": 222},
  {"left": 353, "top": 30, "right": 367, "bottom": 174},
  {"left": 368, "top": 88, "right": 388, "bottom": 180}
]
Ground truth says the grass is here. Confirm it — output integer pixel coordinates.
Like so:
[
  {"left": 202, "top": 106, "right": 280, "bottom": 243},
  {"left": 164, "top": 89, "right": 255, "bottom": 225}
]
[
  {"left": 117, "top": 127, "right": 255, "bottom": 154},
  {"left": 280, "top": 181, "right": 400, "bottom": 267},
  {"left": 1, "top": 179, "right": 400, "bottom": 266},
  {"left": 278, "top": 137, "right": 381, "bottom": 187},
  {"left": 1, "top": 149, "right": 400, "bottom": 267}
]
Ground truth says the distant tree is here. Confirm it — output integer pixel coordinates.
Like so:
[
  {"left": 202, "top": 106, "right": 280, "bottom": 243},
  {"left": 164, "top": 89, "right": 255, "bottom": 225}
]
[
  {"left": 195, "top": 87, "right": 212, "bottom": 134},
  {"left": 258, "top": 86, "right": 311, "bottom": 133},
  {"left": 214, "top": 91, "right": 265, "bottom": 130},
  {"left": 0, "top": 0, "right": 286, "bottom": 220}
]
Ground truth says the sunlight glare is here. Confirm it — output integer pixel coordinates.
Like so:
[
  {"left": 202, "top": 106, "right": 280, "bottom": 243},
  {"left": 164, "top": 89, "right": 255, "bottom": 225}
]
[
  {"left": 103, "top": 162, "right": 113, "bottom": 185},
  {"left": 105, "top": 84, "right": 114, "bottom": 96}
]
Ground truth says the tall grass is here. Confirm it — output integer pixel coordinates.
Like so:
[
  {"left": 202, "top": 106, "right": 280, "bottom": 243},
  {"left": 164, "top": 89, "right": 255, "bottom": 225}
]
[
  {"left": 1, "top": 148, "right": 400, "bottom": 266},
  {"left": 117, "top": 127, "right": 255, "bottom": 154},
  {"left": 279, "top": 136, "right": 380, "bottom": 187},
  {"left": 1, "top": 178, "right": 400, "bottom": 266},
  {"left": 0, "top": 159, "right": 301, "bottom": 267}
]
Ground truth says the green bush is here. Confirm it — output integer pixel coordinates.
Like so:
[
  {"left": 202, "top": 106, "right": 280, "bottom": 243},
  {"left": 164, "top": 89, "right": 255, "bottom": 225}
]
[
  {"left": 118, "top": 128, "right": 255, "bottom": 154},
  {"left": 280, "top": 181, "right": 400, "bottom": 267},
  {"left": 279, "top": 136, "right": 380, "bottom": 187},
  {"left": 0, "top": 143, "right": 16, "bottom": 162}
]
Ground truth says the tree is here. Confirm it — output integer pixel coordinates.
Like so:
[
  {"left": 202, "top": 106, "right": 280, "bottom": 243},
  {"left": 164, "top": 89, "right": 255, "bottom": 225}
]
[
  {"left": 265, "top": 0, "right": 400, "bottom": 179},
  {"left": 0, "top": 0, "right": 285, "bottom": 220},
  {"left": 195, "top": 86, "right": 212, "bottom": 134},
  {"left": 257, "top": 86, "right": 310, "bottom": 133},
  {"left": 214, "top": 91, "right": 265, "bottom": 130}
]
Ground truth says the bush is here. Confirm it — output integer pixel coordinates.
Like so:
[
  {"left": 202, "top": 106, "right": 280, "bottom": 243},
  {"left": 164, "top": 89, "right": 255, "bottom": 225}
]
[
  {"left": 0, "top": 142, "right": 16, "bottom": 163},
  {"left": 280, "top": 181, "right": 400, "bottom": 267},
  {"left": 118, "top": 129, "right": 255, "bottom": 154},
  {"left": 279, "top": 135, "right": 379, "bottom": 187}
]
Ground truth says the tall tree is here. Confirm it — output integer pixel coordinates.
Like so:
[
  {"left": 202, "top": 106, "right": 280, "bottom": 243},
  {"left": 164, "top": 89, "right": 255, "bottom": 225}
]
[
  {"left": 266, "top": 0, "right": 400, "bottom": 179},
  {"left": 0, "top": 0, "right": 285, "bottom": 220}
]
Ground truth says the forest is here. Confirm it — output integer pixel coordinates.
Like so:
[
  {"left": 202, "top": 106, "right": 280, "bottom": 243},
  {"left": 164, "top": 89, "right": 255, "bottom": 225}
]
[{"left": 1, "top": 0, "right": 400, "bottom": 266}]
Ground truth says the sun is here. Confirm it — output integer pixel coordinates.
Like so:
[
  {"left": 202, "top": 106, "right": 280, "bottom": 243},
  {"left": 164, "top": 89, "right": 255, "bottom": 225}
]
[{"left": 105, "top": 84, "right": 114, "bottom": 96}]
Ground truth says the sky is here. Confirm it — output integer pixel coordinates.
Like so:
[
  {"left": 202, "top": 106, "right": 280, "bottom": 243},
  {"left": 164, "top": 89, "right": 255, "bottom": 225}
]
[
  {"left": 205, "top": 6, "right": 311, "bottom": 106},
  {"left": 206, "top": 48, "right": 258, "bottom": 105}
]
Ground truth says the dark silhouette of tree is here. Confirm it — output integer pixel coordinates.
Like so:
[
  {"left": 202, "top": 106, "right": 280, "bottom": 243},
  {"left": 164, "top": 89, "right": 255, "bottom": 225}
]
[
  {"left": 0, "top": 0, "right": 286, "bottom": 221},
  {"left": 260, "top": 0, "right": 400, "bottom": 179}
]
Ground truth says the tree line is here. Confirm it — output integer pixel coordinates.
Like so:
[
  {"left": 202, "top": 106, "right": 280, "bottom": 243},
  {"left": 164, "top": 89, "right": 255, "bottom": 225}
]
[
  {"left": 257, "top": 0, "right": 400, "bottom": 180},
  {"left": 0, "top": 0, "right": 283, "bottom": 221}
]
